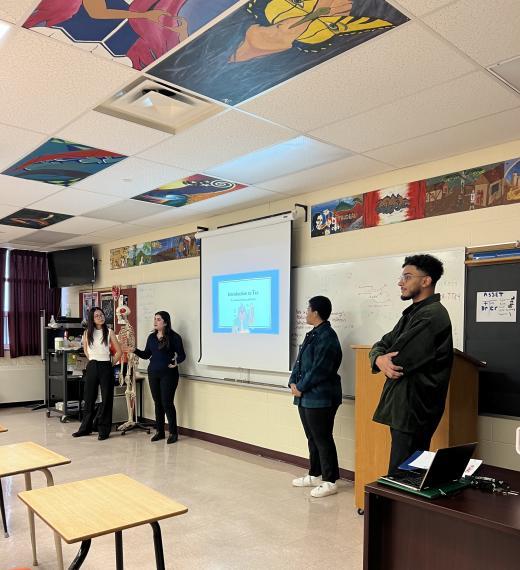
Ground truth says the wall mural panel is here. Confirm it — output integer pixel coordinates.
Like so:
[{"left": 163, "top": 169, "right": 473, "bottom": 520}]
[
  {"left": 110, "top": 231, "right": 200, "bottom": 269},
  {"left": 311, "top": 157, "right": 520, "bottom": 238}
]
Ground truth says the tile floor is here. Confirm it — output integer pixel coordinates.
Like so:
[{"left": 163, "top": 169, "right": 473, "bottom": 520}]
[{"left": 0, "top": 407, "right": 363, "bottom": 569}]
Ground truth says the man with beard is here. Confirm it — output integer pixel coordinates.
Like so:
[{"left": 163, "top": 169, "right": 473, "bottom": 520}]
[{"left": 369, "top": 254, "right": 453, "bottom": 475}]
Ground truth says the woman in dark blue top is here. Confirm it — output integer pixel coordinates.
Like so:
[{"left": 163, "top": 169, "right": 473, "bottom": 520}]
[{"left": 130, "top": 311, "right": 185, "bottom": 444}]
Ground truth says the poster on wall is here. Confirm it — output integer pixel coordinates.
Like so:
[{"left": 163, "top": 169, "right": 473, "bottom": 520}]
[
  {"left": 363, "top": 181, "right": 425, "bottom": 227},
  {"left": 82, "top": 291, "right": 99, "bottom": 322},
  {"left": 476, "top": 291, "right": 517, "bottom": 323},
  {"left": 100, "top": 292, "right": 115, "bottom": 328}
]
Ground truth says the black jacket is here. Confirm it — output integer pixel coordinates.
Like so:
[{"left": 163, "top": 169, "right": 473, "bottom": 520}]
[
  {"left": 370, "top": 293, "right": 453, "bottom": 433},
  {"left": 289, "top": 321, "right": 343, "bottom": 408}
]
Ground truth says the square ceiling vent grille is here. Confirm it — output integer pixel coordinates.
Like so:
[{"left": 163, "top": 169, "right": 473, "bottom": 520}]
[{"left": 96, "top": 78, "right": 223, "bottom": 135}]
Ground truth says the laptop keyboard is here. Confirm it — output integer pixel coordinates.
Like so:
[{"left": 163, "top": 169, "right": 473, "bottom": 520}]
[{"left": 388, "top": 472, "right": 423, "bottom": 488}]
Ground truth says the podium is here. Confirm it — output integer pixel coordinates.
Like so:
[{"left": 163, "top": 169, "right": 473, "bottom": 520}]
[{"left": 352, "top": 345, "right": 482, "bottom": 512}]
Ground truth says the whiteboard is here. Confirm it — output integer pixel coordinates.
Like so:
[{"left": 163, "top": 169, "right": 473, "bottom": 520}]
[{"left": 137, "top": 248, "right": 465, "bottom": 395}]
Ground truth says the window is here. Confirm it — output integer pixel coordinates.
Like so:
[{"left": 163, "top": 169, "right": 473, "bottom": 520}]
[{"left": 3, "top": 250, "right": 9, "bottom": 350}]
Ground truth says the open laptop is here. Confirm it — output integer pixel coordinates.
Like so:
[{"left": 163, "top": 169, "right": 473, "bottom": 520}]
[{"left": 379, "top": 442, "right": 477, "bottom": 492}]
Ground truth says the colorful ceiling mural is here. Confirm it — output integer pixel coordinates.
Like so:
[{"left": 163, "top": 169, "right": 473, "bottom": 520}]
[
  {"left": 0, "top": 208, "right": 73, "bottom": 229},
  {"left": 311, "top": 158, "right": 520, "bottom": 238},
  {"left": 148, "top": 0, "right": 408, "bottom": 105},
  {"left": 132, "top": 174, "right": 247, "bottom": 207},
  {"left": 1, "top": 138, "right": 126, "bottom": 187},
  {"left": 23, "top": 0, "right": 237, "bottom": 70}
]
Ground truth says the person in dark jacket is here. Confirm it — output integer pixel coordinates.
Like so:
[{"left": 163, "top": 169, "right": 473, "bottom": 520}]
[
  {"left": 370, "top": 254, "right": 453, "bottom": 474},
  {"left": 130, "top": 311, "right": 185, "bottom": 444},
  {"left": 289, "top": 295, "right": 343, "bottom": 498}
]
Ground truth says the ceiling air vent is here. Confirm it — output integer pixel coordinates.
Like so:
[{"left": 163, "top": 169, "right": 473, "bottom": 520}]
[
  {"left": 95, "top": 78, "right": 222, "bottom": 135},
  {"left": 488, "top": 55, "right": 520, "bottom": 95}
]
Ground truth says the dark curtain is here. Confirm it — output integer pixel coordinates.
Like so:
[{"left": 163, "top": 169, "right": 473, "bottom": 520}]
[
  {"left": 0, "top": 248, "right": 6, "bottom": 357},
  {"left": 8, "top": 250, "right": 61, "bottom": 358}
]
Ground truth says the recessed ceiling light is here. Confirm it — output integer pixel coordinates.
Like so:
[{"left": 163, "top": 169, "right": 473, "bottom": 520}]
[{"left": 0, "top": 21, "right": 11, "bottom": 41}]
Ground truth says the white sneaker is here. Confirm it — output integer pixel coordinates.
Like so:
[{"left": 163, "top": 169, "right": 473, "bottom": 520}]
[
  {"left": 292, "top": 474, "right": 321, "bottom": 487},
  {"left": 310, "top": 482, "right": 338, "bottom": 498}
]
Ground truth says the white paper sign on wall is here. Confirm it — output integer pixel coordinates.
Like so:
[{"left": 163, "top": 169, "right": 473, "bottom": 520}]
[{"left": 476, "top": 291, "right": 517, "bottom": 322}]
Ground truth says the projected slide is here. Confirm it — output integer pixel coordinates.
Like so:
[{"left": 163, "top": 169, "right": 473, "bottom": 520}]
[{"left": 212, "top": 270, "right": 279, "bottom": 334}]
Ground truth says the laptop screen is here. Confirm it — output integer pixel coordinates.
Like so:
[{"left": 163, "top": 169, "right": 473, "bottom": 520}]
[{"left": 421, "top": 442, "right": 477, "bottom": 489}]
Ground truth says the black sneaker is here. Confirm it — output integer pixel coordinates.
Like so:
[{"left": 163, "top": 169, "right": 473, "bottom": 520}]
[
  {"left": 151, "top": 432, "right": 165, "bottom": 442},
  {"left": 98, "top": 434, "right": 109, "bottom": 441},
  {"left": 167, "top": 433, "right": 178, "bottom": 444},
  {"left": 72, "top": 431, "right": 90, "bottom": 438}
]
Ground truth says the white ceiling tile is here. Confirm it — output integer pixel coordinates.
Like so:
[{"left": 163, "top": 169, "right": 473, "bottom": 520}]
[
  {"left": 392, "top": 0, "right": 455, "bottom": 16},
  {"left": 310, "top": 71, "right": 520, "bottom": 152},
  {"left": 28, "top": 189, "right": 123, "bottom": 216},
  {"left": 52, "top": 235, "right": 108, "bottom": 248},
  {"left": 239, "top": 22, "right": 476, "bottom": 132},
  {"left": 0, "top": 203, "right": 23, "bottom": 219},
  {"left": 190, "top": 186, "right": 280, "bottom": 215},
  {"left": 0, "top": 225, "right": 36, "bottom": 239},
  {"left": 48, "top": 216, "right": 120, "bottom": 234},
  {"left": 0, "top": 123, "right": 46, "bottom": 171},
  {"left": 0, "top": 27, "right": 137, "bottom": 133},
  {"left": 0, "top": 175, "right": 62, "bottom": 207},
  {"left": 206, "top": 136, "right": 352, "bottom": 185},
  {"left": 130, "top": 207, "right": 200, "bottom": 228},
  {"left": 56, "top": 111, "right": 172, "bottom": 156},
  {"left": 424, "top": 0, "right": 520, "bottom": 66},
  {"left": 84, "top": 200, "right": 169, "bottom": 222},
  {"left": 365, "top": 107, "right": 520, "bottom": 168},
  {"left": 259, "top": 155, "right": 393, "bottom": 195},
  {"left": 0, "top": 1, "right": 37, "bottom": 24},
  {"left": 138, "top": 109, "right": 297, "bottom": 171},
  {"left": 88, "top": 224, "right": 148, "bottom": 240},
  {"left": 74, "top": 157, "right": 193, "bottom": 198}
]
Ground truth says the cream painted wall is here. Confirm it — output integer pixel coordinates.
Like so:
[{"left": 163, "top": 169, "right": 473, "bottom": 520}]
[{"left": 71, "top": 139, "right": 520, "bottom": 472}]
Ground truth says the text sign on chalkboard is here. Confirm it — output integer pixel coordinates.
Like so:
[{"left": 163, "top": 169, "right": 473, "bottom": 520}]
[{"left": 476, "top": 291, "right": 517, "bottom": 322}]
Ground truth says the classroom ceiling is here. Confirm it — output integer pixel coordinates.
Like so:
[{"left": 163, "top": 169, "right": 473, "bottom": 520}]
[{"left": 0, "top": 0, "right": 519, "bottom": 251}]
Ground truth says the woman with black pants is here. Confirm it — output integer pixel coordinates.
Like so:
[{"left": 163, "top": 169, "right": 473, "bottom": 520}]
[
  {"left": 131, "top": 311, "right": 185, "bottom": 444},
  {"left": 73, "top": 307, "right": 122, "bottom": 440}
]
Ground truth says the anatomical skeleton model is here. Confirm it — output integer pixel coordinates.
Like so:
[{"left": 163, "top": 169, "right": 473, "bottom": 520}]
[{"left": 115, "top": 305, "right": 140, "bottom": 432}]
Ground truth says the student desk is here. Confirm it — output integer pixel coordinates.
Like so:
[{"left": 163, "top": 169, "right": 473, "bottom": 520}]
[
  {"left": 18, "top": 473, "right": 188, "bottom": 570},
  {"left": 0, "top": 441, "right": 70, "bottom": 568},
  {"left": 0, "top": 424, "right": 7, "bottom": 432},
  {"left": 363, "top": 465, "right": 520, "bottom": 570}
]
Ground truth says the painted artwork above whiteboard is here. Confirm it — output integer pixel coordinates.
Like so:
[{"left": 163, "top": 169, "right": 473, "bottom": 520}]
[{"left": 292, "top": 248, "right": 465, "bottom": 396}]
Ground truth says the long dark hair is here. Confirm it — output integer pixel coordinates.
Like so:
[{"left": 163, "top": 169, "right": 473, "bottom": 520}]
[
  {"left": 155, "top": 311, "right": 172, "bottom": 350},
  {"left": 87, "top": 306, "right": 109, "bottom": 346}
]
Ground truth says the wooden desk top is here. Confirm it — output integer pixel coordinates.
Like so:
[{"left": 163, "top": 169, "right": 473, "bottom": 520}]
[
  {"left": 18, "top": 473, "right": 188, "bottom": 543},
  {"left": 0, "top": 424, "right": 7, "bottom": 433},
  {"left": 366, "top": 465, "right": 520, "bottom": 537},
  {"left": 0, "top": 442, "right": 70, "bottom": 477}
]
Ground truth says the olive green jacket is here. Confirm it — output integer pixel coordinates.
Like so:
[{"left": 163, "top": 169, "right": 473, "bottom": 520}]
[{"left": 370, "top": 293, "right": 453, "bottom": 433}]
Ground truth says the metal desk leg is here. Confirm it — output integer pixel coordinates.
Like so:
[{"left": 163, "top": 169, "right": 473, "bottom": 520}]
[
  {"left": 24, "top": 472, "right": 38, "bottom": 566},
  {"left": 41, "top": 468, "right": 64, "bottom": 570},
  {"left": 150, "top": 521, "right": 165, "bottom": 570},
  {"left": 0, "top": 478, "right": 8, "bottom": 537},
  {"left": 115, "top": 530, "right": 124, "bottom": 570},
  {"left": 69, "top": 539, "right": 91, "bottom": 569}
]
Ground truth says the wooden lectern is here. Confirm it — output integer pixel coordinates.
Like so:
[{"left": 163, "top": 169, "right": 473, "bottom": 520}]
[{"left": 352, "top": 345, "right": 483, "bottom": 512}]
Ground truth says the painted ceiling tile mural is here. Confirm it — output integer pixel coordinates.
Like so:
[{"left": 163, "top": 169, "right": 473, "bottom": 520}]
[
  {"left": 132, "top": 174, "right": 247, "bottom": 207},
  {"left": 23, "top": 0, "right": 238, "bottom": 71},
  {"left": 1, "top": 138, "right": 126, "bottom": 187},
  {"left": 364, "top": 181, "right": 426, "bottom": 227},
  {"left": 311, "top": 195, "right": 363, "bottom": 237},
  {"left": 0, "top": 208, "right": 73, "bottom": 229},
  {"left": 425, "top": 162, "right": 505, "bottom": 217},
  {"left": 148, "top": 0, "right": 409, "bottom": 105}
]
